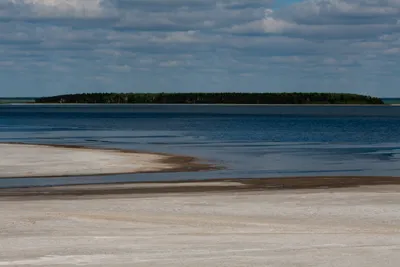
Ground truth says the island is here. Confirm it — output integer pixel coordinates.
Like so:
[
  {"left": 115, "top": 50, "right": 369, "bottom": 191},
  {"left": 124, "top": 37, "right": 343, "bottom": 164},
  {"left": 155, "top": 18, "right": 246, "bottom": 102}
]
[{"left": 35, "top": 92, "right": 384, "bottom": 104}]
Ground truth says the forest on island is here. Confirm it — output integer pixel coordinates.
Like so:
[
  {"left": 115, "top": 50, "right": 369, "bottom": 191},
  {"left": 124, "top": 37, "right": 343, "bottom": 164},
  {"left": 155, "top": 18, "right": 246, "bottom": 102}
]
[{"left": 35, "top": 92, "right": 384, "bottom": 105}]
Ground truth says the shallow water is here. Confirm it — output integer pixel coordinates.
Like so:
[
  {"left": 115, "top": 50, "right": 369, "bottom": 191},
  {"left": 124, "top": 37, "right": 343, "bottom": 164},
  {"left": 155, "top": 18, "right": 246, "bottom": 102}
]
[{"left": 1, "top": 104, "right": 400, "bottom": 188}]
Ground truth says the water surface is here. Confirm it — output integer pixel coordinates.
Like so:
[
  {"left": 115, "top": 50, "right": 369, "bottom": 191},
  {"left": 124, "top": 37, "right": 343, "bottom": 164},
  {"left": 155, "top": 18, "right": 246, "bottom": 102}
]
[{"left": 1, "top": 104, "right": 400, "bottom": 188}]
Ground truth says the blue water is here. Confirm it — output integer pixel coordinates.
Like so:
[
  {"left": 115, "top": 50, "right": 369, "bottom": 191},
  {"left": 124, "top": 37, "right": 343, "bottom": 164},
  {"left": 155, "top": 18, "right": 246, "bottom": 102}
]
[{"left": 2, "top": 104, "right": 400, "bottom": 188}]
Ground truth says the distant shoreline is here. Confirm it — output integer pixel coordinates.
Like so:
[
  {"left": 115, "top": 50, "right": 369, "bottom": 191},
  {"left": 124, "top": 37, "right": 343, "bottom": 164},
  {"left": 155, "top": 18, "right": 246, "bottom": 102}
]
[
  {"left": 35, "top": 92, "right": 384, "bottom": 105},
  {"left": 4, "top": 95, "right": 400, "bottom": 105},
  {"left": 0, "top": 103, "right": 392, "bottom": 106}
]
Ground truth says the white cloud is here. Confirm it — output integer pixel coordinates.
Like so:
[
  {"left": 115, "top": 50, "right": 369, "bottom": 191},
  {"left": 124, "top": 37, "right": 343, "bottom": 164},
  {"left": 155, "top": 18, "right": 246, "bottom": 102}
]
[
  {"left": 227, "top": 1, "right": 400, "bottom": 39},
  {"left": 108, "top": 64, "right": 131, "bottom": 72},
  {"left": 5, "top": 0, "right": 116, "bottom": 19},
  {"left": 159, "top": 60, "right": 181, "bottom": 67},
  {"left": 383, "top": 47, "right": 400, "bottom": 54}
]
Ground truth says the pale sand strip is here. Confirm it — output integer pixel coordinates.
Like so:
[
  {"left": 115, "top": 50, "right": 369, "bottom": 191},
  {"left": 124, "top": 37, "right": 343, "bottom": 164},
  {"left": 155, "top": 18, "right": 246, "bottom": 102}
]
[
  {"left": 0, "top": 186, "right": 399, "bottom": 267},
  {"left": 0, "top": 143, "right": 212, "bottom": 178}
]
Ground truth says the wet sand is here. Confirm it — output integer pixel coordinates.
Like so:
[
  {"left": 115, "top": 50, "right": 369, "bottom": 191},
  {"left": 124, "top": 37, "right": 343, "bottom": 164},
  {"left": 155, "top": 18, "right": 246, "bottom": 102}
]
[
  {"left": 0, "top": 143, "right": 214, "bottom": 178},
  {"left": 1, "top": 185, "right": 399, "bottom": 267},
  {"left": 1, "top": 176, "right": 400, "bottom": 199}
]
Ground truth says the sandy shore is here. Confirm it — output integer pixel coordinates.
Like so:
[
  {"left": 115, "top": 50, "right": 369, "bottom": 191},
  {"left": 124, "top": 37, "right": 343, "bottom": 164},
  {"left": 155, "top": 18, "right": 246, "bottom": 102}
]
[
  {"left": 1, "top": 185, "right": 399, "bottom": 267},
  {"left": 1, "top": 143, "right": 399, "bottom": 266},
  {"left": 0, "top": 143, "right": 213, "bottom": 178},
  {"left": 1, "top": 176, "right": 400, "bottom": 199}
]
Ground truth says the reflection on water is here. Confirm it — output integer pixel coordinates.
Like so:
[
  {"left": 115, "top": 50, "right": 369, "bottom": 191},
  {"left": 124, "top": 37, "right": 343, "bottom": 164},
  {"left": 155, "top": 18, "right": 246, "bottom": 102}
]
[{"left": 1, "top": 104, "right": 400, "bottom": 188}]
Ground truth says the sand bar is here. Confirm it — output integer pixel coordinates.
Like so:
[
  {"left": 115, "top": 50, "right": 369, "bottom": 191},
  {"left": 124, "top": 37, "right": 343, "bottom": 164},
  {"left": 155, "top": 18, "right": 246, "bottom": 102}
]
[
  {"left": 1, "top": 185, "right": 399, "bottom": 267},
  {"left": 0, "top": 143, "right": 212, "bottom": 178}
]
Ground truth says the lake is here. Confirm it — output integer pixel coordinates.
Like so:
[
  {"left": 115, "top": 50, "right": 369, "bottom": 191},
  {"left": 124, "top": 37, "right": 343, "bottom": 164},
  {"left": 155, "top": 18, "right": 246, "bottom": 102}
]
[{"left": 1, "top": 104, "right": 400, "bottom": 188}]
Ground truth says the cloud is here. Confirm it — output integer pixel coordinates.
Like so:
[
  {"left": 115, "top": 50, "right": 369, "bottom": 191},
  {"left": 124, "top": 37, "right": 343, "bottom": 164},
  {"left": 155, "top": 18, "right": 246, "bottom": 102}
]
[
  {"left": 107, "top": 64, "right": 131, "bottom": 72},
  {"left": 109, "top": 0, "right": 273, "bottom": 10},
  {"left": 0, "top": 0, "right": 118, "bottom": 29},
  {"left": 383, "top": 47, "right": 400, "bottom": 54},
  {"left": 8, "top": 0, "right": 111, "bottom": 17},
  {"left": 0, "top": 0, "right": 399, "bottom": 97},
  {"left": 227, "top": 1, "right": 400, "bottom": 39},
  {"left": 280, "top": 0, "right": 400, "bottom": 24},
  {"left": 159, "top": 60, "right": 181, "bottom": 67}
]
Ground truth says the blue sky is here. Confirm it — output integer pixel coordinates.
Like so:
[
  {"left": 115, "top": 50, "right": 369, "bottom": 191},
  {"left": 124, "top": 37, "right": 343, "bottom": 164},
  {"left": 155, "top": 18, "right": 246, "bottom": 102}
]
[{"left": 0, "top": 0, "right": 399, "bottom": 97}]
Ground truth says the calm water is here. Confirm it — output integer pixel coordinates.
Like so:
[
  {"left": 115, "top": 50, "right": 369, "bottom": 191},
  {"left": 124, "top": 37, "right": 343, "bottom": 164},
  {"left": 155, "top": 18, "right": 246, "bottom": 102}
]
[{"left": 1, "top": 104, "right": 400, "bottom": 188}]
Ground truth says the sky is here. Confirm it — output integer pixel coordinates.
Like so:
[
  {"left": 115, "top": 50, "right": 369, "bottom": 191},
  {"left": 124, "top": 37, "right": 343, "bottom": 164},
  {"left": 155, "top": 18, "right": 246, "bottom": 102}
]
[{"left": 0, "top": 0, "right": 400, "bottom": 97}]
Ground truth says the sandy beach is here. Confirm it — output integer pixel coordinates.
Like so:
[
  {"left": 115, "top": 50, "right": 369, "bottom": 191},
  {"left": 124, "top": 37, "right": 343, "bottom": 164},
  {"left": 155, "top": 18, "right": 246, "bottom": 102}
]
[
  {"left": 0, "top": 143, "right": 212, "bottom": 178},
  {"left": 1, "top": 184, "right": 399, "bottom": 267},
  {"left": 1, "top": 143, "right": 399, "bottom": 266}
]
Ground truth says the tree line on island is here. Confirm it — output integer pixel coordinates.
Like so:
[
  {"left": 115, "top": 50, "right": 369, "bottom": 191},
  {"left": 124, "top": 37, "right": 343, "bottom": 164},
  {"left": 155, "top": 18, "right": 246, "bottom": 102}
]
[{"left": 35, "top": 92, "right": 384, "bottom": 105}]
